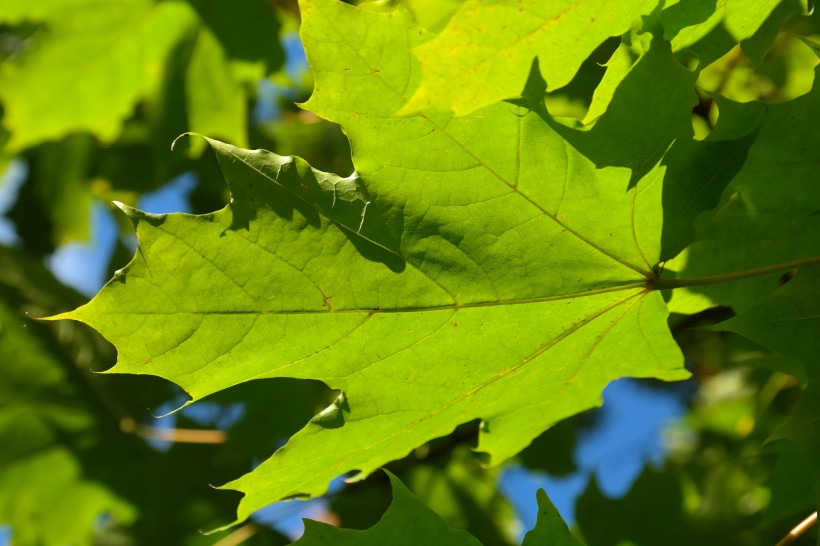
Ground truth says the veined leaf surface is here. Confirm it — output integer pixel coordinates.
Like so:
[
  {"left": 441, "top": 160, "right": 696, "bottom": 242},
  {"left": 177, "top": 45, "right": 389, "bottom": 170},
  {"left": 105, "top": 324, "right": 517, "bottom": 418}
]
[
  {"left": 54, "top": 0, "right": 699, "bottom": 524},
  {"left": 400, "top": 0, "right": 657, "bottom": 115}
]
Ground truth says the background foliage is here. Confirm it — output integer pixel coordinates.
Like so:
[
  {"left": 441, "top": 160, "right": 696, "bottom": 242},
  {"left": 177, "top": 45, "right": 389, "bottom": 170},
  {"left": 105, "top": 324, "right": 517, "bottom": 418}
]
[{"left": 0, "top": 0, "right": 818, "bottom": 545}]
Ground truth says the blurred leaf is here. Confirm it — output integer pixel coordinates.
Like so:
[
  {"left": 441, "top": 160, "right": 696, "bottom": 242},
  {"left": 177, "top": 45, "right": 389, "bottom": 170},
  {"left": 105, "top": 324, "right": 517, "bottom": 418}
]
[
  {"left": 21, "top": 134, "right": 95, "bottom": 246},
  {"left": 0, "top": 246, "right": 294, "bottom": 544},
  {"left": 259, "top": 112, "right": 354, "bottom": 176},
  {"left": 185, "top": 25, "right": 247, "bottom": 150},
  {"left": 518, "top": 417, "right": 582, "bottom": 478},
  {"left": 0, "top": 261, "right": 134, "bottom": 545},
  {"left": 0, "top": 0, "right": 284, "bottom": 153},
  {"left": 0, "top": 447, "right": 136, "bottom": 546},
  {"left": 294, "top": 472, "right": 483, "bottom": 546},
  {"left": 402, "top": 446, "right": 517, "bottom": 546},
  {"left": 0, "top": 0, "right": 195, "bottom": 151},
  {"left": 522, "top": 489, "right": 586, "bottom": 546}
]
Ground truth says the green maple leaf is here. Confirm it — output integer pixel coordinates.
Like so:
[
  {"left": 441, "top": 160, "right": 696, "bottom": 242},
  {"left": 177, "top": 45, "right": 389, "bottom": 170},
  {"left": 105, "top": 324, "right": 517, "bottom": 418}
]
[
  {"left": 586, "top": 0, "right": 808, "bottom": 126},
  {"left": 397, "top": 0, "right": 802, "bottom": 116},
  {"left": 56, "top": 126, "right": 688, "bottom": 522},
  {"left": 401, "top": 0, "right": 658, "bottom": 115},
  {"left": 714, "top": 265, "right": 820, "bottom": 364},
  {"left": 52, "top": 0, "right": 701, "bottom": 523}
]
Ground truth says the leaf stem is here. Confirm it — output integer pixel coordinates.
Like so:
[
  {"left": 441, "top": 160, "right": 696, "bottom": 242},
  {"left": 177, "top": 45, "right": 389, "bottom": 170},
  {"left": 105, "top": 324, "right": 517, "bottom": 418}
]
[
  {"left": 776, "top": 511, "right": 817, "bottom": 546},
  {"left": 651, "top": 256, "right": 820, "bottom": 290}
]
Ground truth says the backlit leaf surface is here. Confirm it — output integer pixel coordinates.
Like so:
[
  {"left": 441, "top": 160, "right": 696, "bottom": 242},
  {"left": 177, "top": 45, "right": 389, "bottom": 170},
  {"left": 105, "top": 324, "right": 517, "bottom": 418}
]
[
  {"left": 400, "top": 0, "right": 804, "bottom": 115},
  {"left": 55, "top": 0, "right": 698, "bottom": 523},
  {"left": 402, "top": 0, "right": 657, "bottom": 115}
]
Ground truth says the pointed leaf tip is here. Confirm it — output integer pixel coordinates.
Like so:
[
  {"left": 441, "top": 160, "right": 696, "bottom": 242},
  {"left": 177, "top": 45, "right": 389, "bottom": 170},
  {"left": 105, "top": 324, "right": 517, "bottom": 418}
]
[
  {"left": 37, "top": 311, "right": 74, "bottom": 322},
  {"left": 111, "top": 200, "right": 131, "bottom": 213},
  {"left": 111, "top": 201, "right": 166, "bottom": 228},
  {"left": 522, "top": 488, "right": 586, "bottom": 546},
  {"left": 171, "top": 132, "right": 191, "bottom": 151},
  {"left": 171, "top": 131, "right": 211, "bottom": 151}
]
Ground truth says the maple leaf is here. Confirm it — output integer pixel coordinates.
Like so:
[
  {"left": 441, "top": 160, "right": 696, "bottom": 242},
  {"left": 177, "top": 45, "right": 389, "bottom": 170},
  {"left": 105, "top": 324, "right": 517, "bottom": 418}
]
[
  {"left": 398, "top": 0, "right": 796, "bottom": 115},
  {"left": 401, "top": 0, "right": 657, "bottom": 115},
  {"left": 52, "top": 0, "right": 705, "bottom": 522}
]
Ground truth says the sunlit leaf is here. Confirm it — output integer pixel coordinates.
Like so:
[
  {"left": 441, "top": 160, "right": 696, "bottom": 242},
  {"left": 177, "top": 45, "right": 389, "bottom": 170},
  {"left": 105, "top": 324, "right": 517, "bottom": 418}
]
[{"left": 401, "top": 0, "right": 657, "bottom": 115}]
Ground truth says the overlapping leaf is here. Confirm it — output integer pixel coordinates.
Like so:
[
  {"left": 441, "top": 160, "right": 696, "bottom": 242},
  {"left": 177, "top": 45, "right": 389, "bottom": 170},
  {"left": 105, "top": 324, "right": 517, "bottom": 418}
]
[
  {"left": 397, "top": 0, "right": 806, "bottom": 116},
  {"left": 667, "top": 74, "right": 820, "bottom": 311},
  {"left": 332, "top": 443, "right": 518, "bottom": 545},
  {"left": 401, "top": 0, "right": 657, "bottom": 115},
  {"left": 587, "top": 0, "right": 808, "bottom": 126},
  {"left": 661, "top": 0, "right": 803, "bottom": 65},
  {"left": 715, "top": 265, "right": 820, "bottom": 363}
]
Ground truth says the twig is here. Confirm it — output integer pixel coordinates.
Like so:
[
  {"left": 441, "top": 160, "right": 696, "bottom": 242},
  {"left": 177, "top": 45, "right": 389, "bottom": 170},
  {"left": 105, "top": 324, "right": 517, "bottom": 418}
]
[
  {"left": 776, "top": 511, "right": 817, "bottom": 546},
  {"left": 120, "top": 418, "right": 227, "bottom": 444},
  {"left": 211, "top": 523, "right": 260, "bottom": 546}
]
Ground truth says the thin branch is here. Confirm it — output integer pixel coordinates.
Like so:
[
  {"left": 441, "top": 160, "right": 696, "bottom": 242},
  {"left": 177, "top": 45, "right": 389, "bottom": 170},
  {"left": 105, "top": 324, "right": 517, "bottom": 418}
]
[
  {"left": 776, "top": 511, "right": 817, "bottom": 546},
  {"left": 211, "top": 523, "right": 260, "bottom": 546},
  {"left": 651, "top": 256, "right": 820, "bottom": 290},
  {"left": 120, "top": 418, "right": 227, "bottom": 444}
]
